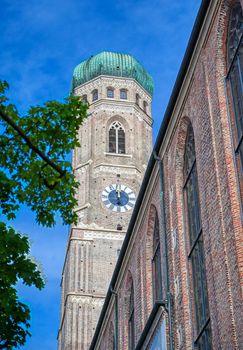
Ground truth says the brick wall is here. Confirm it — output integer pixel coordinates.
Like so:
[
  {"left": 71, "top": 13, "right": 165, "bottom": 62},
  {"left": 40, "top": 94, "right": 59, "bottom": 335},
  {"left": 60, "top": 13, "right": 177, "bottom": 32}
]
[{"left": 93, "top": 1, "right": 243, "bottom": 349}]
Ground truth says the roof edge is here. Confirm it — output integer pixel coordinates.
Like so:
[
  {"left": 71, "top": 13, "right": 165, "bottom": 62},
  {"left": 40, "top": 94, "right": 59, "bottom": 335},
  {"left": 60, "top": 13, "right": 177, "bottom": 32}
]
[{"left": 89, "top": 1, "right": 211, "bottom": 349}]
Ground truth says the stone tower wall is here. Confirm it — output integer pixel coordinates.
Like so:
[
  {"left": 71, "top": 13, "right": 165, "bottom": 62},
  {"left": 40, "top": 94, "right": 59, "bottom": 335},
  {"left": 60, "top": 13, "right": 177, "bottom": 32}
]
[{"left": 58, "top": 75, "right": 153, "bottom": 350}]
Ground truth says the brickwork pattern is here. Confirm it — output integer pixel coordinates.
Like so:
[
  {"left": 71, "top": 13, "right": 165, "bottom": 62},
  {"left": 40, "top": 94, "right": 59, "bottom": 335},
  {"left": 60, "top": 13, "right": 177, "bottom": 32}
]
[
  {"left": 58, "top": 74, "right": 152, "bottom": 349},
  {"left": 94, "top": 1, "right": 243, "bottom": 349}
]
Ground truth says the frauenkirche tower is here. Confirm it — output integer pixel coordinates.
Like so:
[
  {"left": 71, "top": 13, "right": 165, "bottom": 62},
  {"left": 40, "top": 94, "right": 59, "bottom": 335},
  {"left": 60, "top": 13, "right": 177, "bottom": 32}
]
[{"left": 58, "top": 52, "right": 153, "bottom": 350}]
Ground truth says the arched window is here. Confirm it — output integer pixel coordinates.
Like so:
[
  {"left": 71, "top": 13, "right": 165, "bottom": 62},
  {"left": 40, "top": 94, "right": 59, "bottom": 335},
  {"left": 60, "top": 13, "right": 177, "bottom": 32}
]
[
  {"left": 183, "top": 124, "right": 211, "bottom": 349},
  {"left": 227, "top": 2, "right": 243, "bottom": 208},
  {"left": 143, "top": 101, "right": 148, "bottom": 113},
  {"left": 128, "top": 282, "right": 135, "bottom": 350},
  {"left": 107, "top": 87, "right": 114, "bottom": 98},
  {"left": 120, "top": 89, "right": 127, "bottom": 99},
  {"left": 81, "top": 94, "right": 88, "bottom": 103},
  {"left": 92, "top": 89, "right": 98, "bottom": 101},
  {"left": 152, "top": 211, "right": 163, "bottom": 302},
  {"left": 135, "top": 93, "right": 140, "bottom": 106},
  {"left": 109, "top": 121, "right": 125, "bottom": 154}
]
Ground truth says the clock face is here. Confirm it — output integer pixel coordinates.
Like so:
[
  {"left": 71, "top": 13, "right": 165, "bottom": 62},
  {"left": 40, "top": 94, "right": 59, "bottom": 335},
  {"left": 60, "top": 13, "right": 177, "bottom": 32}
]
[{"left": 101, "top": 184, "right": 136, "bottom": 212}]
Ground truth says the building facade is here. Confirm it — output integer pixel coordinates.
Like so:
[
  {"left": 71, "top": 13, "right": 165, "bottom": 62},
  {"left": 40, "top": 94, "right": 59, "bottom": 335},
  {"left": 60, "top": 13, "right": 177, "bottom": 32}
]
[
  {"left": 89, "top": 0, "right": 243, "bottom": 349},
  {"left": 58, "top": 52, "right": 153, "bottom": 349}
]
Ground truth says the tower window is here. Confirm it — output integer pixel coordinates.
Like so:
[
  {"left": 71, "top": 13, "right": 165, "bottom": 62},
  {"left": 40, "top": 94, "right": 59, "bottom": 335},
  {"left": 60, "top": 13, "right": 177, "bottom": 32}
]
[
  {"left": 109, "top": 121, "right": 125, "bottom": 154},
  {"left": 183, "top": 123, "right": 211, "bottom": 349},
  {"left": 92, "top": 89, "right": 98, "bottom": 101},
  {"left": 81, "top": 94, "right": 88, "bottom": 103},
  {"left": 226, "top": 1, "right": 243, "bottom": 210},
  {"left": 143, "top": 101, "right": 148, "bottom": 113},
  {"left": 120, "top": 89, "right": 127, "bottom": 100},
  {"left": 152, "top": 212, "right": 162, "bottom": 302},
  {"left": 107, "top": 87, "right": 114, "bottom": 98},
  {"left": 135, "top": 93, "right": 140, "bottom": 106}
]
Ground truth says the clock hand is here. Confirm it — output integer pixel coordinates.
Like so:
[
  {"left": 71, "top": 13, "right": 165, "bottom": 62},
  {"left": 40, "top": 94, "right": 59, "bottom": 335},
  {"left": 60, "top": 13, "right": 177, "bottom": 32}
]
[{"left": 116, "top": 184, "right": 121, "bottom": 199}]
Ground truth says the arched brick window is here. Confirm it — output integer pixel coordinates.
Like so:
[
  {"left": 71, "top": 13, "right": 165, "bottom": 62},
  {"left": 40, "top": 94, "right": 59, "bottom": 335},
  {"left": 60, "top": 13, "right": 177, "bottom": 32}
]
[
  {"left": 128, "top": 281, "right": 135, "bottom": 350},
  {"left": 183, "top": 123, "right": 212, "bottom": 349},
  {"left": 226, "top": 1, "right": 243, "bottom": 209},
  {"left": 109, "top": 121, "right": 125, "bottom": 154},
  {"left": 152, "top": 211, "right": 163, "bottom": 302}
]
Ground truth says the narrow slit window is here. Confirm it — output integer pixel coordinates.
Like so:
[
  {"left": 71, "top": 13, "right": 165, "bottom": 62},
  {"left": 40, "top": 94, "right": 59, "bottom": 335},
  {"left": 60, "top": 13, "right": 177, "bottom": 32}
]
[
  {"left": 143, "top": 101, "right": 148, "bottom": 113},
  {"left": 152, "top": 211, "right": 163, "bottom": 302},
  {"left": 136, "top": 93, "right": 140, "bottom": 106},
  {"left": 128, "top": 282, "right": 135, "bottom": 350}
]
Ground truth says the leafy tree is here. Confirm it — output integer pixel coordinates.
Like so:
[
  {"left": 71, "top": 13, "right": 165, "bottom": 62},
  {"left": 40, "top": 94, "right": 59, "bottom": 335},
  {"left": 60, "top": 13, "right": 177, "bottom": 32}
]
[{"left": 0, "top": 80, "right": 88, "bottom": 348}]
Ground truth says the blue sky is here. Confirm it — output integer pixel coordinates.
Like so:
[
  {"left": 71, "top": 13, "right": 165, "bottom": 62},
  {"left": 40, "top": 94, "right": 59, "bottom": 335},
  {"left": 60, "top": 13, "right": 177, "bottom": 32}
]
[{"left": 1, "top": 0, "right": 200, "bottom": 349}]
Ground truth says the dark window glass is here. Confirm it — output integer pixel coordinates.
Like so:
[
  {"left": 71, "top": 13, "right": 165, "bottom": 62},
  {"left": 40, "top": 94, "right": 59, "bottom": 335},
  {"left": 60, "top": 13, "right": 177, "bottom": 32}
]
[
  {"left": 109, "top": 128, "right": 116, "bottom": 153},
  {"left": 107, "top": 88, "right": 114, "bottom": 98},
  {"left": 184, "top": 124, "right": 212, "bottom": 349},
  {"left": 118, "top": 129, "right": 125, "bottom": 154},
  {"left": 113, "top": 332, "right": 116, "bottom": 350},
  {"left": 227, "top": 2, "right": 243, "bottom": 207},
  {"left": 120, "top": 89, "right": 127, "bottom": 99},
  {"left": 136, "top": 93, "right": 140, "bottom": 105},
  {"left": 143, "top": 101, "right": 148, "bottom": 113},
  {"left": 128, "top": 283, "right": 135, "bottom": 350},
  {"left": 152, "top": 212, "right": 163, "bottom": 302},
  {"left": 108, "top": 121, "right": 125, "bottom": 154},
  {"left": 92, "top": 89, "right": 98, "bottom": 101}
]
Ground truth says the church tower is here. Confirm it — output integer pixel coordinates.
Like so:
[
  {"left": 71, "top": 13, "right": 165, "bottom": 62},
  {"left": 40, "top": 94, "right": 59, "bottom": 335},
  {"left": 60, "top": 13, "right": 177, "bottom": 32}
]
[{"left": 58, "top": 52, "right": 153, "bottom": 350}]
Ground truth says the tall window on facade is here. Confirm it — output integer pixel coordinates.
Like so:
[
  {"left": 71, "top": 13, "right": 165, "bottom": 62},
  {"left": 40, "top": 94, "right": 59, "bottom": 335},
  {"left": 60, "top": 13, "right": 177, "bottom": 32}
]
[
  {"left": 227, "top": 1, "right": 243, "bottom": 208},
  {"left": 92, "top": 89, "right": 98, "bottom": 101},
  {"left": 183, "top": 124, "right": 212, "bottom": 350},
  {"left": 128, "top": 282, "right": 135, "bottom": 350},
  {"left": 109, "top": 121, "right": 125, "bottom": 154},
  {"left": 152, "top": 211, "right": 163, "bottom": 302},
  {"left": 120, "top": 89, "right": 127, "bottom": 99},
  {"left": 107, "top": 87, "right": 114, "bottom": 98}
]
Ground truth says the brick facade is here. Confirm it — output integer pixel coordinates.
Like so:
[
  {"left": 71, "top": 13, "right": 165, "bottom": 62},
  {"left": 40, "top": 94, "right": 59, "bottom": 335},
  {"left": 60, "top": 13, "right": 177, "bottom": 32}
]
[{"left": 90, "top": 1, "right": 243, "bottom": 349}]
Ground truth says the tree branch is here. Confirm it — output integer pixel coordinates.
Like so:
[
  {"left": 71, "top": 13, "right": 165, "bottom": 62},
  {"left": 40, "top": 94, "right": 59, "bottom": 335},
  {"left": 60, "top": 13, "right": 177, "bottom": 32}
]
[{"left": 0, "top": 107, "right": 65, "bottom": 176}]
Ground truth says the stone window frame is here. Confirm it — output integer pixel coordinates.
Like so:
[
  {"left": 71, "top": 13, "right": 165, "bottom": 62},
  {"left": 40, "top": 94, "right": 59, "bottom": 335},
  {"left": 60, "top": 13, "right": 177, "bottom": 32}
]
[
  {"left": 92, "top": 89, "right": 98, "bottom": 101},
  {"left": 143, "top": 100, "right": 148, "bottom": 114},
  {"left": 225, "top": 0, "right": 243, "bottom": 214},
  {"left": 108, "top": 121, "right": 126, "bottom": 154},
  {"left": 120, "top": 88, "right": 128, "bottom": 100},
  {"left": 107, "top": 86, "right": 115, "bottom": 98}
]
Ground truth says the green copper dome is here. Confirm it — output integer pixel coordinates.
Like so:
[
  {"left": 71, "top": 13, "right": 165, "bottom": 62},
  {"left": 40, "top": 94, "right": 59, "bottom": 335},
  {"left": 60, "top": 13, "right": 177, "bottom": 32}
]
[{"left": 72, "top": 51, "right": 154, "bottom": 96}]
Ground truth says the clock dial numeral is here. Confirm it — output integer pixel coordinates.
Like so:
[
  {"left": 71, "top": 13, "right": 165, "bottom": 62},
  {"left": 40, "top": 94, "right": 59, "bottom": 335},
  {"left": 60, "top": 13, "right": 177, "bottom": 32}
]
[{"left": 127, "top": 202, "right": 134, "bottom": 208}]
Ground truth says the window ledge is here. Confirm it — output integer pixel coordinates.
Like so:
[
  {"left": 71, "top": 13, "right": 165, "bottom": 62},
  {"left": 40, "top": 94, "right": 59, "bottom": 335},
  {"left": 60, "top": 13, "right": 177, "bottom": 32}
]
[{"left": 104, "top": 152, "right": 132, "bottom": 158}]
